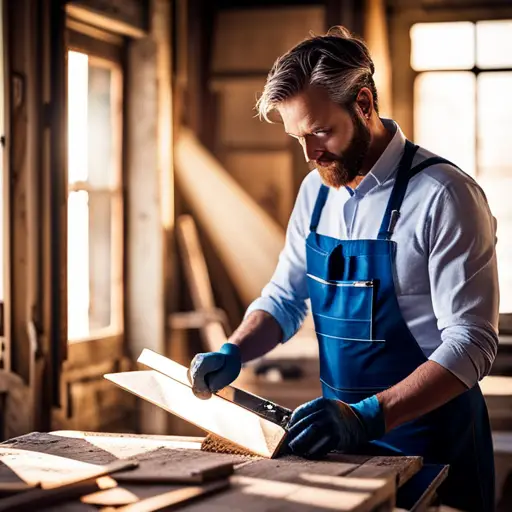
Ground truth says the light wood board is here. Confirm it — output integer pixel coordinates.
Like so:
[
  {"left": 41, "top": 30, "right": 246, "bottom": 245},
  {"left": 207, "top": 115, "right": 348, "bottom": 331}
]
[
  {"left": 0, "top": 447, "right": 129, "bottom": 489},
  {"left": 102, "top": 479, "right": 230, "bottom": 512},
  {"left": 104, "top": 370, "right": 287, "bottom": 458}
]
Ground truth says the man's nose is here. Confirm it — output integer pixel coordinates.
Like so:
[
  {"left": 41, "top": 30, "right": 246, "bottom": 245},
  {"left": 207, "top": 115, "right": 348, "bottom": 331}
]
[{"left": 302, "top": 136, "right": 322, "bottom": 162}]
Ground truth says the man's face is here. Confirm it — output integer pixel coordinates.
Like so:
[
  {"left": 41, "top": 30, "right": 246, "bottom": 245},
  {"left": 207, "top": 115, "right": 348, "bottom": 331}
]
[{"left": 277, "top": 86, "right": 371, "bottom": 188}]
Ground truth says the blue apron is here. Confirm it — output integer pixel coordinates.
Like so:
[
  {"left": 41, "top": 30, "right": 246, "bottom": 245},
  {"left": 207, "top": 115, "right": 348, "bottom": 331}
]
[{"left": 305, "top": 140, "right": 495, "bottom": 512}]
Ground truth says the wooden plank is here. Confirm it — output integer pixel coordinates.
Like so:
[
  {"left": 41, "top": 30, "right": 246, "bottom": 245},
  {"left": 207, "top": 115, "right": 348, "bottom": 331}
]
[
  {"left": 174, "top": 129, "right": 317, "bottom": 357},
  {"left": 66, "top": 1, "right": 148, "bottom": 38},
  {"left": 104, "top": 370, "right": 287, "bottom": 458},
  {"left": 49, "top": 431, "right": 205, "bottom": 458},
  {"left": 0, "top": 447, "right": 135, "bottom": 489},
  {"left": 122, "top": 24, "right": 164, "bottom": 403},
  {"left": 175, "top": 128, "right": 285, "bottom": 308},
  {"left": 102, "top": 480, "right": 230, "bottom": 512},
  {"left": 176, "top": 215, "right": 228, "bottom": 351},
  {"left": 339, "top": 454, "right": 423, "bottom": 488},
  {"left": 0, "top": 478, "right": 107, "bottom": 512},
  {"left": 81, "top": 486, "right": 139, "bottom": 506},
  {"left": 237, "top": 455, "right": 359, "bottom": 482},
  {"left": 180, "top": 472, "right": 394, "bottom": 512},
  {"left": 395, "top": 464, "right": 449, "bottom": 512},
  {"left": 113, "top": 447, "right": 234, "bottom": 484},
  {"left": 176, "top": 453, "right": 418, "bottom": 512}
]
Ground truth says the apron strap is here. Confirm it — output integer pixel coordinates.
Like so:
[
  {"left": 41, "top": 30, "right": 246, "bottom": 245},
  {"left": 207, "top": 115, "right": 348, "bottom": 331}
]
[
  {"left": 410, "top": 156, "right": 461, "bottom": 177},
  {"left": 378, "top": 140, "right": 419, "bottom": 240},
  {"left": 309, "top": 184, "right": 330, "bottom": 232}
]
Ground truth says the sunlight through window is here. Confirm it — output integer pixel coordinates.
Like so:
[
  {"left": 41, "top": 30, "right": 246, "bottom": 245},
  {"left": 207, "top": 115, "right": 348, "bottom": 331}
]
[
  {"left": 414, "top": 71, "right": 476, "bottom": 176},
  {"left": 412, "top": 21, "right": 512, "bottom": 314},
  {"left": 410, "top": 22, "right": 475, "bottom": 71},
  {"left": 67, "top": 50, "right": 122, "bottom": 340},
  {"left": 67, "top": 51, "right": 90, "bottom": 340}
]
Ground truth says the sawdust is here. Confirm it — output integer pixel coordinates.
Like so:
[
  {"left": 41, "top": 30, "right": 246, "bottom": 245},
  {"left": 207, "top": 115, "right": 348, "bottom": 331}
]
[{"left": 200, "top": 434, "right": 261, "bottom": 458}]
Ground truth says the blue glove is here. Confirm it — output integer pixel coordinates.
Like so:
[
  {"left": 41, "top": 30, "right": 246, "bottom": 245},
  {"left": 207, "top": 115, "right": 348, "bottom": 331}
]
[
  {"left": 188, "top": 343, "right": 242, "bottom": 399},
  {"left": 286, "top": 395, "right": 385, "bottom": 459}
]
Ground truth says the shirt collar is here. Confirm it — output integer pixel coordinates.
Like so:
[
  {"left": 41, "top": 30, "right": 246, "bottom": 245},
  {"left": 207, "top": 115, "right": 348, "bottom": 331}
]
[{"left": 348, "top": 118, "right": 406, "bottom": 197}]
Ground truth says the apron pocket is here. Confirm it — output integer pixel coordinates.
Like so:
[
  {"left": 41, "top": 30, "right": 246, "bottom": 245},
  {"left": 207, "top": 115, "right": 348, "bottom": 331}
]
[
  {"left": 320, "top": 380, "right": 387, "bottom": 403},
  {"left": 307, "top": 274, "right": 375, "bottom": 337},
  {"left": 313, "top": 314, "right": 378, "bottom": 341},
  {"left": 317, "top": 331, "right": 387, "bottom": 391}
]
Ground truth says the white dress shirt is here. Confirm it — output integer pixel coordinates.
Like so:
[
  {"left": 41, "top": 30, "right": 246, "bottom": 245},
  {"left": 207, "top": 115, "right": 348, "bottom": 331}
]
[{"left": 246, "top": 119, "right": 500, "bottom": 388}]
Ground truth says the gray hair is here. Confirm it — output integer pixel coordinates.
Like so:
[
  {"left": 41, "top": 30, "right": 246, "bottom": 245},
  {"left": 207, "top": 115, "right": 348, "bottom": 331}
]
[{"left": 256, "top": 26, "right": 378, "bottom": 122}]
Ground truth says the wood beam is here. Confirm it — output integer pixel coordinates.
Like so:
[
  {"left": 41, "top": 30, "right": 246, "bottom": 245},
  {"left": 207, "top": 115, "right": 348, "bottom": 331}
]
[
  {"left": 65, "top": 0, "right": 148, "bottom": 38},
  {"left": 125, "top": 0, "right": 174, "bottom": 435}
]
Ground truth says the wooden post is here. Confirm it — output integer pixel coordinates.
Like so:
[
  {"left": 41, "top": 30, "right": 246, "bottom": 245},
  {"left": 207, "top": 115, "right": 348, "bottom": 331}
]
[{"left": 125, "top": 0, "right": 174, "bottom": 435}]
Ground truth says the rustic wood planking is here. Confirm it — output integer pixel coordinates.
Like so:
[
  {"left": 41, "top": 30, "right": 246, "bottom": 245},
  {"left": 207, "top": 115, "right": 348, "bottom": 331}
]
[
  {"left": 101, "top": 480, "right": 230, "bottom": 512},
  {"left": 50, "top": 430, "right": 205, "bottom": 457},
  {"left": 334, "top": 454, "right": 423, "bottom": 488},
  {"left": 0, "top": 432, "right": 425, "bottom": 512},
  {"left": 0, "top": 447, "right": 135, "bottom": 489},
  {"left": 177, "top": 452, "right": 422, "bottom": 512},
  {"left": 178, "top": 457, "right": 398, "bottom": 512},
  {"left": 113, "top": 447, "right": 235, "bottom": 484},
  {"left": 104, "top": 370, "right": 287, "bottom": 458},
  {"left": 0, "top": 432, "right": 245, "bottom": 509}
]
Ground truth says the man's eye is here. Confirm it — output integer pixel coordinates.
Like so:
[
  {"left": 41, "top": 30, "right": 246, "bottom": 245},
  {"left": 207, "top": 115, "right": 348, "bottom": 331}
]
[{"left": 314, "top": 130, "right": 330, "bottom": 136}]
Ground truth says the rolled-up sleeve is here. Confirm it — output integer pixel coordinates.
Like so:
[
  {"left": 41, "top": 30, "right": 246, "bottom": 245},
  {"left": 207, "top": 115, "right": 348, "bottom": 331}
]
[
  {"left": 427, "top": 177, "right": 500, "bottom": 388},
  {"left": 244, "top": 177, "right": 314, "bottom": 342}
]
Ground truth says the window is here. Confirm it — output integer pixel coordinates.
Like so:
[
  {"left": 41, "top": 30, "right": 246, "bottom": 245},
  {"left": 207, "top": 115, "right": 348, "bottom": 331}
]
[
  {"left": 67, "top": 40, "right": 123, "bottom": 342},
  {"left": 411, "top": 20, "right": 512, "bottom": 315}
]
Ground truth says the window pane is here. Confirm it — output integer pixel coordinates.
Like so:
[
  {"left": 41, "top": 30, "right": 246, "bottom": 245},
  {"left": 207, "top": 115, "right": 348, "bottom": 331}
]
[
  {"left": 88, "top": 191, "right": 112, "bottom": 332},
  {"left": 88, "top": 65, "right": 116, "bottom": 189},
  {"left": 477, "top": 72, "right": 512, "bottom": 313},
  {"left": 414, "top": 72, "right": 476, "bottom": 176},
  {"left": 476, "top": 20, "right": 512, "bottom": 69},
  {"left": 68, "top": 51, "right": 89, "bottom": 183},
  {"left": 478, "top": 178, "right": 512, "bottom": 314},
  {"left": 67, "top": 51, "right": 122, "bottom": 340},
  {"left": 410, "top": 22, "right": 475, "bottom": 71},
  {"left": 477, "top": 72, "right": 512, "bottom": 177},
  {"left": 68, "top": 191, "right": 90, "bottom": 339}
]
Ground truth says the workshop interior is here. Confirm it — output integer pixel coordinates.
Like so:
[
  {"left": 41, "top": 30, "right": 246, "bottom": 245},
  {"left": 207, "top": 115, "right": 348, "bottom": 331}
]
[{"left": 2, "top": 0, "right": 512, "bottom": 510}]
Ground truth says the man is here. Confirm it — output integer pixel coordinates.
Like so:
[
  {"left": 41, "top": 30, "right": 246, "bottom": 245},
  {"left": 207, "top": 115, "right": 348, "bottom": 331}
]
[{"left": 188, "top": 26, "right": 499, "bottom": 512}]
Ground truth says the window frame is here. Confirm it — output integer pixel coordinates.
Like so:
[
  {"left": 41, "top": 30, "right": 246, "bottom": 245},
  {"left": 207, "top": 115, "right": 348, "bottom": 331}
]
[
  {"left": 64, "top": 26, "right": 126, "bottom": 363},
  {"left": 390, "top": 5, "right": 512, "bottom": 334}
]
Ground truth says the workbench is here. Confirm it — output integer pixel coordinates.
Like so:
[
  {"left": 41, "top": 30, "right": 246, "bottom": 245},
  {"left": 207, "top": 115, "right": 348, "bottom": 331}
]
[{"left": 0, "top": 431, "right": 449, "bottom": 511}]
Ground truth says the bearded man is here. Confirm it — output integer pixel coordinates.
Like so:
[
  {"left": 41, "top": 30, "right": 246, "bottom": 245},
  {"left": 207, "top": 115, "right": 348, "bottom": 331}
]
[{"left": 188, "top": 26, "right": 499, "bottom": 512}]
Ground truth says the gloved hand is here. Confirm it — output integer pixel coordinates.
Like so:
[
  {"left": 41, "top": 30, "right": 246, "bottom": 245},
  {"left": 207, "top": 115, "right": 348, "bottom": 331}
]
[
  {"left": 286, "top": 395, "right": 385, "bottom": 459},
  {"left": 188, "top": 343, "right": 242, "bottom": 399}
]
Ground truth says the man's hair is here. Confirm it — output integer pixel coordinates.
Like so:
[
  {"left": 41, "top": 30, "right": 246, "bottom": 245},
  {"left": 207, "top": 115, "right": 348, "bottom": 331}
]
[{"left": 256, "top": 26, "right": 378, "bottom": 122}]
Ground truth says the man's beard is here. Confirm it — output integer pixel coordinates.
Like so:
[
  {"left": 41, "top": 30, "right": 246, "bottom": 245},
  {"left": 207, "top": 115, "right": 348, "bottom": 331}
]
[{"left": 313, "top": 112, "right": 371, "bottom": 189}]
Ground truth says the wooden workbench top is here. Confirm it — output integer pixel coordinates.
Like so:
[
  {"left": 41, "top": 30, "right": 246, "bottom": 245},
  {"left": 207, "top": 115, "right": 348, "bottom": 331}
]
[{"left": 0, "top": 431, "right": 446, "bottom": 511}]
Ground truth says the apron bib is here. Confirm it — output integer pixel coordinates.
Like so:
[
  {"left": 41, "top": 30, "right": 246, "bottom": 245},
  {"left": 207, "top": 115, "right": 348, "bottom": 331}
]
[{"left": 305, "top": 141, "right": 495, "bottom": 512}]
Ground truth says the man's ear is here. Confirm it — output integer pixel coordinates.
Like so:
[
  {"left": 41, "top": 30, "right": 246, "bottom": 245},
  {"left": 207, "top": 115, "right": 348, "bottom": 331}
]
[{"left": 355, "top": 88, "right": 373, "bottom": 120}]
